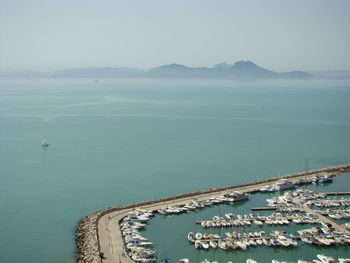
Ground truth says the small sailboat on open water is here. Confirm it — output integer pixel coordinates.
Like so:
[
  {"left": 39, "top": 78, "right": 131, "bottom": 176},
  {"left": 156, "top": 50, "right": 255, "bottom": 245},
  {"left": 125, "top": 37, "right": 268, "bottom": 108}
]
[{"left": 42, "top": 138, "right": 49, "bottom": 147}]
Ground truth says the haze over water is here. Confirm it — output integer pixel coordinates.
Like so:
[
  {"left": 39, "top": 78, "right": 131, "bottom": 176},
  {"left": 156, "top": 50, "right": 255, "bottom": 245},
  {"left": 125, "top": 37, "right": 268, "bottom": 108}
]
[{"left": 1, "top": 78, "right": 350, "bottom": 263}]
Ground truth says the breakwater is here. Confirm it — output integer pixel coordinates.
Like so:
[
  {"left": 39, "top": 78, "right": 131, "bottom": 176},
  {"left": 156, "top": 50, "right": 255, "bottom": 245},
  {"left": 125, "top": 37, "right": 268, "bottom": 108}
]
[{"left": 75, "top": 164, "right": 350, "bottom": 263}]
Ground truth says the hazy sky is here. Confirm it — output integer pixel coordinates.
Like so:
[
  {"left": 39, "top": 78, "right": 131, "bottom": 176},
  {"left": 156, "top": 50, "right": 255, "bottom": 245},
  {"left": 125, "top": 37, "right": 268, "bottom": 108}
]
[{"left": 0, "top": 0, "right": 349, "bottom": 71}]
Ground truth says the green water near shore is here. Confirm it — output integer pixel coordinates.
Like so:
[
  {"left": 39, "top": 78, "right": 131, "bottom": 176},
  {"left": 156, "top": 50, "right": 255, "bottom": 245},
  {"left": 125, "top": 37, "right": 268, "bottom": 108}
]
[{"left": 0, "top": 78, "right": 350, "bottom": 263}]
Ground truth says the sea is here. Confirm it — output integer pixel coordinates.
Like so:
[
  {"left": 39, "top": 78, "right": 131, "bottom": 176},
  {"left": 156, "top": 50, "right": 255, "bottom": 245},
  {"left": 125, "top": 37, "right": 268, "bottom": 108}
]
[{"left": 0, "top": 78, "right": 349, "bottom": 263}]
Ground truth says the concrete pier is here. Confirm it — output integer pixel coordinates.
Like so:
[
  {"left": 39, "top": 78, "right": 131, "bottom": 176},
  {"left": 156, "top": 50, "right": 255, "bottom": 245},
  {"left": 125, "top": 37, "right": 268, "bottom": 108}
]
[
  {"left": 251, "top": 207, "right": 278, "bottom": 211},
  {"left": 325, "top": 192, "right": 350, "bottom": 196},
  {"left": 301, "top": 204, "right": 350, "bottom": 234},
  {"left": 75, "top": 164, "right": 350, "bottom": 263}
]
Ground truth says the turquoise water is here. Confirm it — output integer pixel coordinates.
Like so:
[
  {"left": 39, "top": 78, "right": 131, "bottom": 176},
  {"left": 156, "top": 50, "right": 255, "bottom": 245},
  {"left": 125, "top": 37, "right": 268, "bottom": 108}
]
[{"left": 0, "top": 78, "right": 349, "bottom": 263}]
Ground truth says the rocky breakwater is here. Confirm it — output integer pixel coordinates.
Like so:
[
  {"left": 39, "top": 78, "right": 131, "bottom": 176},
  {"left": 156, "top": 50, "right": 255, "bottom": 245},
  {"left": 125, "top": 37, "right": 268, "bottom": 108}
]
[{"left": 76, "top": 210, "right": 104, "bottom": 263}]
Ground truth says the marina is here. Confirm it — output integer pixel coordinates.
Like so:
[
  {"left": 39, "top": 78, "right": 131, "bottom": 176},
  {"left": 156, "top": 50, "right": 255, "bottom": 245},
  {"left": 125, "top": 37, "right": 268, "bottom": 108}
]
[{"left": 75, "top": 164, "right": 350, "bottom": 263}]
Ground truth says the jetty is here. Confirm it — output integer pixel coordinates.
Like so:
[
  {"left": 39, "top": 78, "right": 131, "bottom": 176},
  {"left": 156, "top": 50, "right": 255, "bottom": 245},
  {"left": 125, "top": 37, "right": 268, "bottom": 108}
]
[
  {"left": 300, "top": 204, "right": 350, "bottom": 234},
  {"left": 325, "top": 192, "right": 350, "bottom": 196},
  {"left": 75, "top": 164, "right": 350, "bottom": 263},
  {"left": 251, "top": 207, "right": 278, "bottom": 211}
]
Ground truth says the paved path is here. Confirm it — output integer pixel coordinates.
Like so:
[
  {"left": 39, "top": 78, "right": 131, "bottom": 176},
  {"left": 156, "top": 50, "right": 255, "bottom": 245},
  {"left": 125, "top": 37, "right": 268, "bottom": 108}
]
[
  {"left": 97, "top": 172, "right": 338, "bottom": 263},
  {"left": 301, "top": 204, "right": 350, "bottom": 234}
]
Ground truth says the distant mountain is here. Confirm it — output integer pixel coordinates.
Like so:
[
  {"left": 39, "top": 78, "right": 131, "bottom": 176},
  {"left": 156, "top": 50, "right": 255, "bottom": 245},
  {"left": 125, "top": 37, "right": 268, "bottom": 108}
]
[
  {"left": 214, "top": 63, "right": 231, "bottom": 69},
  {"left": 230, "top": 60, "right": 279, "bottom": 78},
  {"left": 1, "top": 61, "right": 317, "bottom": 79},
  {"left": 53, "top": 67, "right": 144, "bottom": 78},
  {"left": 144, "top": 63, "right": 216, "bottom": 78},
  {"left": 228, "top": 61, "right": 311, "bottom": 79},
  {"left": 144, "top": 60, "right": 311, "bottom": 79},
  {"left": 150, "top": 63, "right": 188, "bottom": 71},
  {"left": 145, "top": 64, "right": 191, "bottom": 77}
]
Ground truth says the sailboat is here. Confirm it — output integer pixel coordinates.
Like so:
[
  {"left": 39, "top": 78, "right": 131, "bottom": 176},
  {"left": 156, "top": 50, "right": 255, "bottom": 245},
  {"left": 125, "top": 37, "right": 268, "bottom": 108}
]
[{"left": 42, "top": 138, "right": 49, "bottom": 147}]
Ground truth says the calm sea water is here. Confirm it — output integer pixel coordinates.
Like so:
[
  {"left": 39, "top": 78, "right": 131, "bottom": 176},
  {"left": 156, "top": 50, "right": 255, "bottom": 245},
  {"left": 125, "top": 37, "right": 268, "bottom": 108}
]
[{"left": 0, "top": 78, "right": 349, "bottom": 263}]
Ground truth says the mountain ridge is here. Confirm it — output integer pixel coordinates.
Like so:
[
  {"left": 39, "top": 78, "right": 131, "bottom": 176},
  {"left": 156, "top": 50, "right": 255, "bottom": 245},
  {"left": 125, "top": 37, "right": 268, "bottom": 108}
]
[
  {"left": 141, "top": 60, "right": 311, "bottom": 79},
  {"left": 0, "top": 61, "right": 319, "bottom": 79}
]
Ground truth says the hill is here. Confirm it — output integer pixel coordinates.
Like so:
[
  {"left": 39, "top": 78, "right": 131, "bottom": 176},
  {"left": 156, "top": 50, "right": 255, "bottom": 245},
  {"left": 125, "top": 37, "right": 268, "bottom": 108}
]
[
  {"left": 143, "top": 60, "right": 311, "bottom": 79},
  {"left": 1, "top": 61, "right": 314, "bottom": 79}
]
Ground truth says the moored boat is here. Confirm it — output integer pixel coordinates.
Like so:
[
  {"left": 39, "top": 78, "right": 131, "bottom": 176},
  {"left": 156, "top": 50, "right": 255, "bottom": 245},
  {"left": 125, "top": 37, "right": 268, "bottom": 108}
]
[
  {"left": 317, "top": 254, "right": 335, "bottom": 263},
  {"left": 195, "top": 232, "right": 202, "bottom": 240},
  {"left": 209, "top": 241, "right": 217, "bottom": 249},
  {"left": 201, "top": 241, "right": 209, "bottom": 249},
  {"left": 218, "top": 240, "right": 227, "bottom": 250}
]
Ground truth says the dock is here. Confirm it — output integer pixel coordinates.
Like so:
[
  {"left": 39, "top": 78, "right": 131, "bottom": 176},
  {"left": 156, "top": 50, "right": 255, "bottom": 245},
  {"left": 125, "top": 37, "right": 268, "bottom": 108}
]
[
  {"left": 325, "top": 192, "right": 350, "bottom": 196},
  {"left": 251, "top": 207, "right": 278, "bottom": 211},
  {"left": 75, "top": 164, "right": 350, "bottom": 263},
  {"left": 300, "top": 204, "right": 350, "bottom": 234}
]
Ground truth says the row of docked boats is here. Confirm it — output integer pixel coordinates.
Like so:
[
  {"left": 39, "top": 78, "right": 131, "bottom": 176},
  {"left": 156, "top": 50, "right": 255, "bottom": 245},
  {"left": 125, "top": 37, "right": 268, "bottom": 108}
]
[
  {"left": 189, "top": 222, "right": 350, "bottom": 250},
  {"left": 284, "top": 255, "right": 349, "bottom": 263},
  {"left": 264, "top": 188, "right": 350, "bottom": 221},
  {"left": 120, "top": 209, "right": 156, "bottom": 263},
  {"left": 305, "top": 197, "right": 350, "bottom": 208},
  {"left": 263, "top": 189, "right": 350, "bottom": 247},
  {"left": 276, "top": 206, "right": 305, "bottom": 212},
  {"left": 188, "top": 255, "right": 350, "bottom": 263},
  {"left": 298, "top": 225, "right": 350, "bottom": 247},
  {"left": 259, "top": 174, "right": 333, "bottom": 193},
  {"left": 260, "top": 179, "right": 296, "bottom": 192},
  {"left": 292, "top": 188, "right": 328, "bottom": 202},
  {"left": 197, "top": 212, "right": 320, "bottom": 228},
  {"left": 314, "top": 208, "right": 350, "bottom": 219},
  {"left": 188, "top": 230, "right": 299, "bottom": 250},
  {"left": 311, "top": 174, "right": 334, "bottom": 184},
  {"left": 266, "top": 189, "right": 326, "bottom": 207},
  {"left": 156, "top": 191, "right": 249, "bottom": 215}
]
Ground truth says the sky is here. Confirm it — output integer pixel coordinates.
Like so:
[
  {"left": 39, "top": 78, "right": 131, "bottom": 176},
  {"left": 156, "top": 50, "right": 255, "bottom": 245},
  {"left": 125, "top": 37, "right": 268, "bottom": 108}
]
[{"left": 0, "top": 0, "right": 349, "bottom": 72}]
